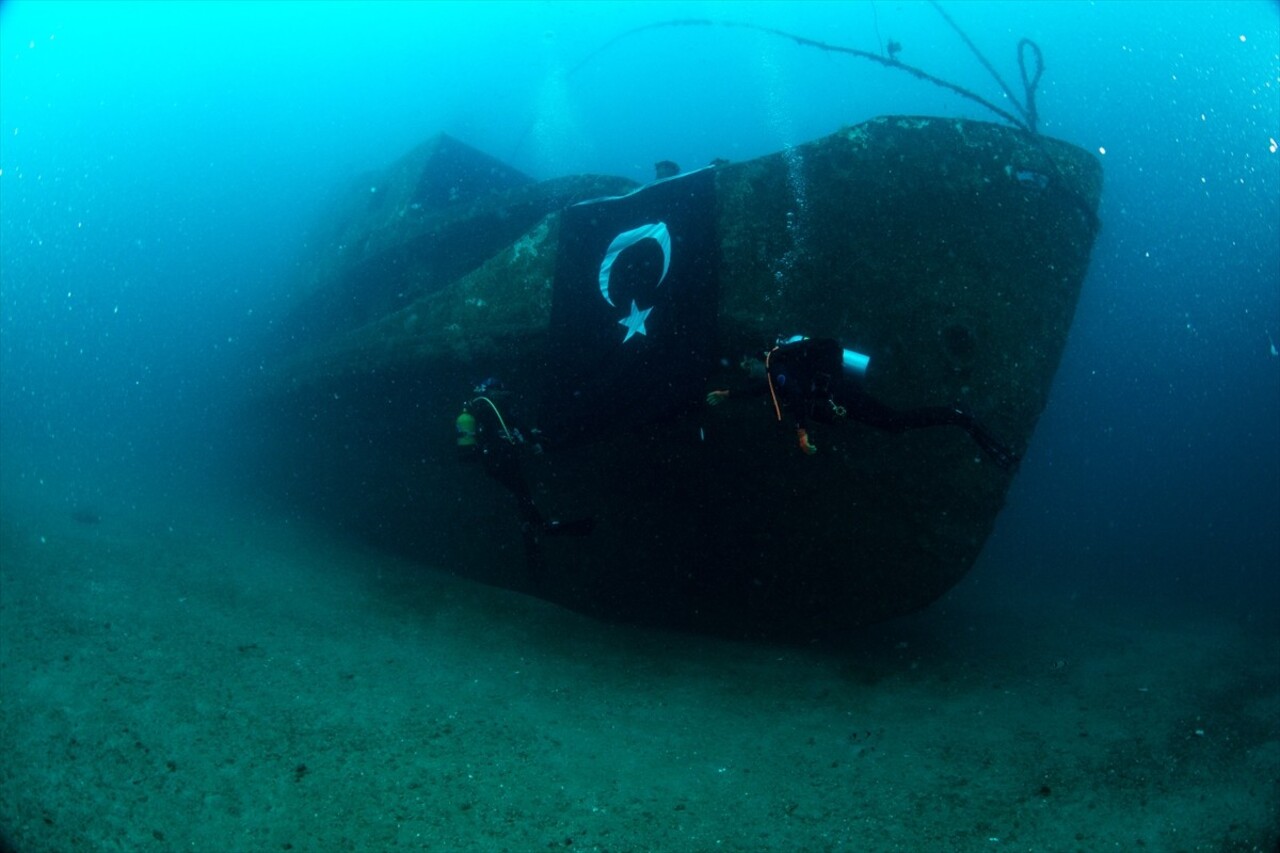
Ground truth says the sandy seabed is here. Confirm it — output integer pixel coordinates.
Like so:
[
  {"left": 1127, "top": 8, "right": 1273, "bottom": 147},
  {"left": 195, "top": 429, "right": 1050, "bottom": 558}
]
[{"left": 1, "top": 485, "right": 1277, "bottom": 853}]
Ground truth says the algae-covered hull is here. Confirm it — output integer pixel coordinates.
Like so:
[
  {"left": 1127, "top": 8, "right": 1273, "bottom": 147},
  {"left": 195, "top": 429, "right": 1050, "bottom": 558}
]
[{"left": 256, "top": 116, "right": 1102, "bottom": 639}]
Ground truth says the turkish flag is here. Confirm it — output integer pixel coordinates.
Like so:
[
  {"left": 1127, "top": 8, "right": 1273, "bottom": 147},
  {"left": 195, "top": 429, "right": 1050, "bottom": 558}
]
[{"left": 539, "top": 168, "right": 719, "bottom": 447}]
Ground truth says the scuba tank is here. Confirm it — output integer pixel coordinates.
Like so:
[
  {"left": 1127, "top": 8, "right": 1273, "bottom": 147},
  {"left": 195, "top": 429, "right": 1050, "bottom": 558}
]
[
  {"left": 776, "top": 334, "right": 870, "bottom": 381},
  {"left": 841, "top": 347, "right": 869, "bottom": 381},
  {"left": 455, "top": 408, "right": 478, "bottom": 448}
]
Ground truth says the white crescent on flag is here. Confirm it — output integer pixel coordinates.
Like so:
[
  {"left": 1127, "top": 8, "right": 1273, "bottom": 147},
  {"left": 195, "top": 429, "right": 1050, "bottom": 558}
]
[{"left": 597, "top": 222, "right": 671, "bottom": 307}]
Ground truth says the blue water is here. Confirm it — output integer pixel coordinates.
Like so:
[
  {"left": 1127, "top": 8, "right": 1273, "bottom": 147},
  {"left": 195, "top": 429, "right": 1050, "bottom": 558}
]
[{"left": 2, "top": 2, "right": 1277, "bottom": 618}]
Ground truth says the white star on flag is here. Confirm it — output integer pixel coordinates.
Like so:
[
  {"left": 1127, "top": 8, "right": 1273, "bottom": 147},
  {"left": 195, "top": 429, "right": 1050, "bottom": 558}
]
[{"left": 618, "top": 299, "right": 653, "bottom": 343}]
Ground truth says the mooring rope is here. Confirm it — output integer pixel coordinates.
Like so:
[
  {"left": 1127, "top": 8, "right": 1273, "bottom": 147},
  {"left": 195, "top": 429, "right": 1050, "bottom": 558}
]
[
  {"left": 926, "top": 0, "right": 1036, "bottom": 132},
  {"left": 564, "top": 18, "right": 1034, "bottom": 132},
  {"left": 506, "top": 9, "right": 1097, "bottom": 233},
  {"left": 511, "top": 7, "right": 1048, "bottom": 161},
  {"left": 870, "top": 0, "right": 887, "bottom": 58},
  {"left": 509, "top": 13, "right": 1043, "bottom": 162},
  {"left": 1017, "top": 38, "right": 1045, "bottom": 135}
]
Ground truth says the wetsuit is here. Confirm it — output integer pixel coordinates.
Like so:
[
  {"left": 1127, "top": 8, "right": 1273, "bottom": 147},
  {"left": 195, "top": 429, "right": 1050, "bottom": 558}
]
[
  {"left": 461, "top": 397, "right": 594, "bottom": 585},
  {"left": 717, "top": 338, "right": 1019, "bottom": 468}
]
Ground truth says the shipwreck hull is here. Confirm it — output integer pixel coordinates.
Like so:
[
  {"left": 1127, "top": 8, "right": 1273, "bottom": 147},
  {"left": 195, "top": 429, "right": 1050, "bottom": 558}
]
[{"left": 258, "top": 116, "right": 1102, "bottom": 639}]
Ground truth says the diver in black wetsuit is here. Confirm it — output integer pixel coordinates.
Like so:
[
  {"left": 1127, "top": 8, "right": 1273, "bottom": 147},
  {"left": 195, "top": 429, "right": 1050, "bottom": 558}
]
[
  {"left": 456, "top": 387, "right": 593, "bottom": 584},
  {"left": 706, "top": 335, "right": 1020, "bottom": 469}
]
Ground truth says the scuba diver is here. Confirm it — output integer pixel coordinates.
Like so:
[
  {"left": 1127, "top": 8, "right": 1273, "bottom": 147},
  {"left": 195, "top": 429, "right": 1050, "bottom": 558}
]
[
  {"left": 706, "top": 336, "right": 1020, "bottom": 469},
  {"left": 455, "top": 380, "right": 593, "bottom": 583}
]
